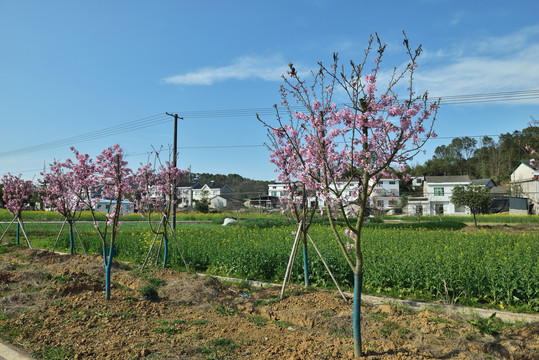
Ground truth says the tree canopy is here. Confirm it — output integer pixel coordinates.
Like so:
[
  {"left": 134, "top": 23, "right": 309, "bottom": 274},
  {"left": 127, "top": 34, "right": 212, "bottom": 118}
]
[
  {"left": 450, "top": 184, "right": 492, "bottom": 226},
  {"left": 410, "top": 125, "right": 539, "bottom": 182}
]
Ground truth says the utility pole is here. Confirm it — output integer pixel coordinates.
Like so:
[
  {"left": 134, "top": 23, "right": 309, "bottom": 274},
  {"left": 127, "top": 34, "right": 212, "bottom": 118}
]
[{"left": 166, "top": 112, "right": 183, "bottom": 229}]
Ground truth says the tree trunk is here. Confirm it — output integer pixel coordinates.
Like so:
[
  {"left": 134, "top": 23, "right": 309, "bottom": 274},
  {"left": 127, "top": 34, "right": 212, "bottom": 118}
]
[
  {"left": 16, "top": 220, "right": 20, "bottom": 246},
  {"left": 353, "top": 272, "right": 363, "bottom": 358},
  {"left": 69, "top": 221, "right": 75, "bottom": 255},
  {"left": 302, "top": 231, "right": 309, "bottom": 287},
  {"left": 163, "top": 234, "right": 168, "bottom": 268},
  {"left": 103, "top": 245, "right": 115, "bottom": 300}
]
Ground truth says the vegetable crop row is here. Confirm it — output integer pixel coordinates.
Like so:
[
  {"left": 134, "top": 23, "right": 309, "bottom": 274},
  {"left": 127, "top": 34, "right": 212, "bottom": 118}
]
[{"left": 1, "top": 221, "right": 537, "bottom": 312}]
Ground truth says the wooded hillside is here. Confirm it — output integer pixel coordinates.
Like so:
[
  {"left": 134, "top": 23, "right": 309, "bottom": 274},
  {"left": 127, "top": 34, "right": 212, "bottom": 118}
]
[{"left": 410, "top": 124, "right": 539, "bottom": 183}]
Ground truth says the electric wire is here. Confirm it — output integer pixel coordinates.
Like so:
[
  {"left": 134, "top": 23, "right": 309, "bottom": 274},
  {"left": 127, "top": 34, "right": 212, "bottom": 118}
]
[
  {"left": 1, "top": 89, "right": 538, "bottom": 177},
  {"left": 0, "top": 113, "right": 171, "bottom": 158}
]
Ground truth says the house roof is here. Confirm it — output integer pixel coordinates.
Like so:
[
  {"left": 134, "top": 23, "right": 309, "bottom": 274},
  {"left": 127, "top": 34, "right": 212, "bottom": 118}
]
[
  {"left": 425, "top": 175, "right": 471, "bottom": 184},
  {"left": 509, "top": 160, "right": 538, "bottom": 175},
  {"left": 471, "top": 178, "right": 496, "bottom": 187},
  {"left": 489, "top": 185, "right": 510, "bottom": 195},
  {"left": 177, "top": 180, "right": 201, "bottom": 188}
]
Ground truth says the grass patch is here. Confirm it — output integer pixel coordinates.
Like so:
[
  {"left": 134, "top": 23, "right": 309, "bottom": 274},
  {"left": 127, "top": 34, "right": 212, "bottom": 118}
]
[
  {"left": 212, "top": 337, "right": 238, "bottom": 351},
  {"left": 215, "top": 305, "right": 238, "bottom": 316},
  {"left": 31, "top": 344, "right": 75, "bottom": 359},
  {"left": 273, "top": 320, "right": 294, "bottom": 327},
  {"left": 248, "top": 315, "right": 268, "bottom": 327},
  {"left": 153, "top": 326, "right": 178, "bottom": 335},
  {"left": 428, "top": 316, "right": 453, "bottom": 324},
  {"left": 380, "top": 321, "right": 400, "bottom": 337}
]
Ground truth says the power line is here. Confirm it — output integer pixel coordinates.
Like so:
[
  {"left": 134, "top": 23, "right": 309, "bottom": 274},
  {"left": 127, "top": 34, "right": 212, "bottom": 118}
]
[
  {"left": 1, "top": 89, "right": 537, "bottom": 162},
  {"left": 0, "top": 113, "right": 171, "bottom": 158}
]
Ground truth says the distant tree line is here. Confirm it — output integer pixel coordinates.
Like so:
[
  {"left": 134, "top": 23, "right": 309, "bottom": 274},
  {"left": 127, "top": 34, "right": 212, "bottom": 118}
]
[{"left": 409, "top": 124, "right": 539, "bottom": 184}]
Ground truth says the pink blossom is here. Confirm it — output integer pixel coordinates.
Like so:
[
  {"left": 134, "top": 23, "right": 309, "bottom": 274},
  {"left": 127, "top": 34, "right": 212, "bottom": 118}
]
[{"left": 1, "top": 174, "right": 34, "bottom": 217}]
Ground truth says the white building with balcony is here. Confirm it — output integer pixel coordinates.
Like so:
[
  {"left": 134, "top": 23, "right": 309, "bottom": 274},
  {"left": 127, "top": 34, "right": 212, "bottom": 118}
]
[
  {"left": 421, "top": 175, "right": 471, "bottom": 215},
  {"left": 268, "top": 178, "right": 399, "bottom": 210}
]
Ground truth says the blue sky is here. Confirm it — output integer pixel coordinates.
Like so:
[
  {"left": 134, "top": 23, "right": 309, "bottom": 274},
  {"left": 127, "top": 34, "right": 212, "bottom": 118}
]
[{"left": 1, "top": 0, "right": 538, "bottom": 181}]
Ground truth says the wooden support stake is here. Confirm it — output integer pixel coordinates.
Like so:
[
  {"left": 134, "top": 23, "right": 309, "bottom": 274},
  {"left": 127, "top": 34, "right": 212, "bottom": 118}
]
[
  {"left": 17, "top": 217, "right": 32, "bottom": 249},
  {"left": 0, "top": 216, "right": 17, "bottom": 242},
  {"left": 307, "top": 233, "right": 347, "bottom": 301},
  {"left": 166, "top": 220, "right": 190, "bottom": 272},
  {"left": 141, "top": 217, "right": 164, "bottom": 270},
  {"left": 280, "top": 221, "right": 303, "bottom": 299},
  {"left": 51, "top": 218, "right": 68, "bottom": 254},
  {"left": 73, "top": 222, "right": 87, "bottom": 255}
]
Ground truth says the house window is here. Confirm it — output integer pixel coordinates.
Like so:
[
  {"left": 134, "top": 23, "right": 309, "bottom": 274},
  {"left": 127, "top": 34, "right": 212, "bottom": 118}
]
[
  {"left": 389, "top": 181, "right": 395, "bottom": 185},
  {"left": 434, "top": 187, "right": 444, "bottom": 196}
]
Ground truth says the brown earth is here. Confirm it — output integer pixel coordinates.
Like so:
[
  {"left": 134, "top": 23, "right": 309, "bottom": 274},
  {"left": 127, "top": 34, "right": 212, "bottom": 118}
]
[{"left": 0, "top": 247, "right": 538, "bottom": 359}]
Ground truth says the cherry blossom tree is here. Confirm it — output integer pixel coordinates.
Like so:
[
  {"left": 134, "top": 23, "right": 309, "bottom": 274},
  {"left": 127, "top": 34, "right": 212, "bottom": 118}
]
[
  {"left": 258, "top": 33, "right": 439, "bottom": 357},
  {"left": 0, "top": 174, "right": 34, "bottom": 246},
  {"left": 69, "top": 144, "right": 132, "bottom": 300},
  {"left": 41, "top": 160, "right": 87, "bottom": 255},
  {"left": 135, "top": 151, "right": 189, "bottom": 269}
]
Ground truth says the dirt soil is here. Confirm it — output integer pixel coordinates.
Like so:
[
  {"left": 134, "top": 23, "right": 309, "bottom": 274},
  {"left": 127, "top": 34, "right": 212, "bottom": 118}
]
[{"left": 0, "top": 248, "right": 537, "bottom": 360}]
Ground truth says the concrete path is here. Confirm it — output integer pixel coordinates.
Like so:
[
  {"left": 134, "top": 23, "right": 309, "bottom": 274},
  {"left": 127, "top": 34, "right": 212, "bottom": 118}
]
[{"left": 0, "top": 341, "right": 32, "bottom": 360}]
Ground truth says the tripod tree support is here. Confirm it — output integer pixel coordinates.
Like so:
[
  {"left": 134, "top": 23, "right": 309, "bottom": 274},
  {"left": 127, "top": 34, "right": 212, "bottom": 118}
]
[
  {"left": 0, "top": 216, "right": 31, "bottom": 248},
  {"left": 50, "top": 218, "right": 87, "bottom": 256}
]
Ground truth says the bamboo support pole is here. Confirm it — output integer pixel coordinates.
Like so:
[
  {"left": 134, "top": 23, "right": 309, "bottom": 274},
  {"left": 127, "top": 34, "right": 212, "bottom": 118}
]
[
  {"left": 166, "top": 220, "right": 190, "bottom": 272},
  {"left": 0, "top": 216, "right": 17, "bottom": 242},
  {"left": 17, "top": 217, "right": 32, "bottom": 249},
  {"left": 280, "top": 221, "right": 303, "bottom": 299},
  {"left": 50, "top": 218, "right": 68, "bottom": 254},
  {"left": 141, "top": 219, "right": 164, "bottom": 270},
  {"left": 73, "top": 222, "right": 87, "bottom": 255},
  {"left": 307, "top": 233, "right": 347, "bottom": 301}
]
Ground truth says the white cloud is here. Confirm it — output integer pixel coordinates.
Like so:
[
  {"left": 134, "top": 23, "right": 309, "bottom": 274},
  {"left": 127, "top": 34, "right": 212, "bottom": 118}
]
[
  {"left": 163, "top": 55, "right": 290, "bottom": 86},
  {"left": 415, "top": 26, "right": 539, "bottom": 100}
]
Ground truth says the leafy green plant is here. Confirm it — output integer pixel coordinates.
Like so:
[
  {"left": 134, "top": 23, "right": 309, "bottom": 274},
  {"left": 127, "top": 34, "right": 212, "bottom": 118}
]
[
  {"left": 140, "top": 284, "right": 159, "bottom": 301},
  {"left": 148, "top": 277, "right": 166, "bottom": 287},
  {"left": 467, "top": 313, "right": 502, "bottom": 335},
  {"left": 248, "top": 315, "right": 268, "bottom": 327},
  {"left": 212, "top": 337, "right": 238, "bottom": 351},
  {"left": 215, "top": 305, "right": 237, "bottom": 316}
]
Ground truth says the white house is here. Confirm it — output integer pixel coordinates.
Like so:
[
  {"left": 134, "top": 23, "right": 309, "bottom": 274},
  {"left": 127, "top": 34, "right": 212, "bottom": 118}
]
[
  {"left": 94, "top": 199, "right": 134, "bottom": 214},
  {"left": 268, "top": 178, "right": 399, "bottom": 210},
  {"left": 421, "top": 175, "right": 471, "bottom": 215},
  {"left": 268, "top": 182, "right": 287, "bottom": 198},
  {"left": 371, "top": 178, "right": 400, "bottom": 208},
  {"left": 176, "top": 180, "right": 234, "bottom": 209},
  {"left": 192, "top": 182, "right": 233, "bottom": 202},
  {"left": 509, "top": 161, "right": 539, "bottom": 214},
  {"left": 410, "top": 176, "right": 425, "bottom": 188}
]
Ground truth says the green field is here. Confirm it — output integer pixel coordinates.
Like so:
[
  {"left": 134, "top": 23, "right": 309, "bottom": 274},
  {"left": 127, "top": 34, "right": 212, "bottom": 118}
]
[{"left": 1, "top": 210, "right": 538, "bottom": 313}]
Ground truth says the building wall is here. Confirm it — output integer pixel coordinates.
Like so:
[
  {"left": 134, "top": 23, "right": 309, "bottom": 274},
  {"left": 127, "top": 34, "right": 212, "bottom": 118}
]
[
  {"left": 424, "top": 182, "right": 469, "bottom": 215},
  {"left": 210, "top": 196, "right": 227, "bottom": 209},
  {"left": 510, "top": 163, "right": 539, "bottom": 214},
  {"left": 269, "top": 179, "right": 399, "bottom": 210}
]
